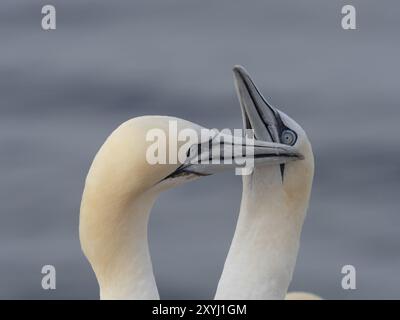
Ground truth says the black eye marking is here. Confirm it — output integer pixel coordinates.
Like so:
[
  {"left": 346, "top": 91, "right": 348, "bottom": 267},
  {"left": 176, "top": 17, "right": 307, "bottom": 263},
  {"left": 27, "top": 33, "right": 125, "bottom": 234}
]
[{"left": 281, "top": 129, "right": 297, "bottom": 146}]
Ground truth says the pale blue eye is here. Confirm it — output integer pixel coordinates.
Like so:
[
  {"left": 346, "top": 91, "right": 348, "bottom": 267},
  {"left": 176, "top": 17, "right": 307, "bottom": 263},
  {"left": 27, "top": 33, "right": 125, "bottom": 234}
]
[{"left": 281, "top": 130, "right": 296, "bottom": 145}]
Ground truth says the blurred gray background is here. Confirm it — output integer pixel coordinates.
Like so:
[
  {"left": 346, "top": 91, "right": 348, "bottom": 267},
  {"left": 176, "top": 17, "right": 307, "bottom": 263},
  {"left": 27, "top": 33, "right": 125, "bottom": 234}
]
[{"left": 0, "top": 0, "right": 399, "bottom": 299}]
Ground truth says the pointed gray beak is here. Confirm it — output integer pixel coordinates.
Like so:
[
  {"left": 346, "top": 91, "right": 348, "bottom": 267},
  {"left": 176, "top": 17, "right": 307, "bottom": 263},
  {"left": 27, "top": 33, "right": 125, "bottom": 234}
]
[
  {"left": 233, "top": 65, "right": 284, "bottom": 142},
  {"left": 233, "top": 65, "right": 302, "bottom": 177},
  {"left": 167, "top": 129, "right": 302, "bottom": 179}
]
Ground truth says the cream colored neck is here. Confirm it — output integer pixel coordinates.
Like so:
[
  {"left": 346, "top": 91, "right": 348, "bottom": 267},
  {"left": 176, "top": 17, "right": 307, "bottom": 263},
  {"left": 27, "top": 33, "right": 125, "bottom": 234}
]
[
  {"left": 80, "top": 192, "right": 160, "bottom": 300},
  {"left": 215, "top": 167, "right": 307, "bottom": 299}
]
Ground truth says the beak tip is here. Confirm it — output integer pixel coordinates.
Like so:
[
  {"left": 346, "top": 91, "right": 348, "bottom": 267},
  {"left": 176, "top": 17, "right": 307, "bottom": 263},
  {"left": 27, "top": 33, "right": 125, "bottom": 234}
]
[{"left": 232, "top": 65, "right": 247, "bottom": 76}]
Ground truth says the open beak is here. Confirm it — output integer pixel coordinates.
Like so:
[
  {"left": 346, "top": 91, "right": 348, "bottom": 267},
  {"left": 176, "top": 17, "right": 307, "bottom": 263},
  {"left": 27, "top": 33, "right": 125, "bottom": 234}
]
[
  {"left": 232, "top": 65, "right": 301, "bottom": 177},
  {"left": 168, "top": 129, "right": 302, "bottom": 179},
  {"left": 233, "top": 65, "right": 284, "bottom": 141}
]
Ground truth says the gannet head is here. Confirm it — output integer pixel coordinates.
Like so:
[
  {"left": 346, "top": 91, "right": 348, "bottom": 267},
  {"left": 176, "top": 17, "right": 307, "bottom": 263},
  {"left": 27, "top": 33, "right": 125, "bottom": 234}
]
[
  {"left": 81, "top": 116, "right": 203, "bottom": 202},
  {"left": 232, "top": 65, "right": 314, "bottom": 204}
]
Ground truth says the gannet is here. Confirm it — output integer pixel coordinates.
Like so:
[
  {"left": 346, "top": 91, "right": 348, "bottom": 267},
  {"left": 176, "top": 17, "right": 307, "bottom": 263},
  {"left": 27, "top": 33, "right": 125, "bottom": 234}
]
[
  {"left": 79, "top": 115, "right": 301, "bottom": 300},
  {"left": 215, "top": 66, "right": 319, "bottom": 300}
]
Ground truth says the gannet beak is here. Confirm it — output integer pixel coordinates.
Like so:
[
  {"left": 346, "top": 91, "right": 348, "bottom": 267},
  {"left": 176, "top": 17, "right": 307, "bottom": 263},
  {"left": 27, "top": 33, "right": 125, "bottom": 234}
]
[
  {"left": 233, "top": 65, "right": 282, "bottom": 141},
  {"left": 167, "top": 131, "right": 302, "bottom": 178},
  {"left": 232, "top": 65, "right": 302, "bottom": 177}
]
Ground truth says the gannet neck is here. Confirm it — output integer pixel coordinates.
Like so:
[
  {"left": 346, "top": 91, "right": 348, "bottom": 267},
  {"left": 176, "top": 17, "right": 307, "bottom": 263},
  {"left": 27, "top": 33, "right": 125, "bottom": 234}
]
[
  {"left": 215, "top": 166, "right": 311, "bottom": 300},
  {"left": 80, "top": 188, "right": 160, "bottom": 300},
  {"left": 78, "top": 117, "right": 176, "bottom": 300}
]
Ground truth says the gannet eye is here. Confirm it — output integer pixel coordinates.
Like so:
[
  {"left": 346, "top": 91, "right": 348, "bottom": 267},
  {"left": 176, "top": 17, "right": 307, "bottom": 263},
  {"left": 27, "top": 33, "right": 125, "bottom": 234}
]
[{"left": 281, "top": 129, "right": 296, "bottom": 146}]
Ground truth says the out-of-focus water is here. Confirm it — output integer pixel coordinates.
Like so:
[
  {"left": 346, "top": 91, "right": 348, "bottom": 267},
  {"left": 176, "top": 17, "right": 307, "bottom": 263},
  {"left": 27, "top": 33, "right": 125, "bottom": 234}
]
[{"left": 0, "top": 0, "right": 399, "bottom": 299}]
